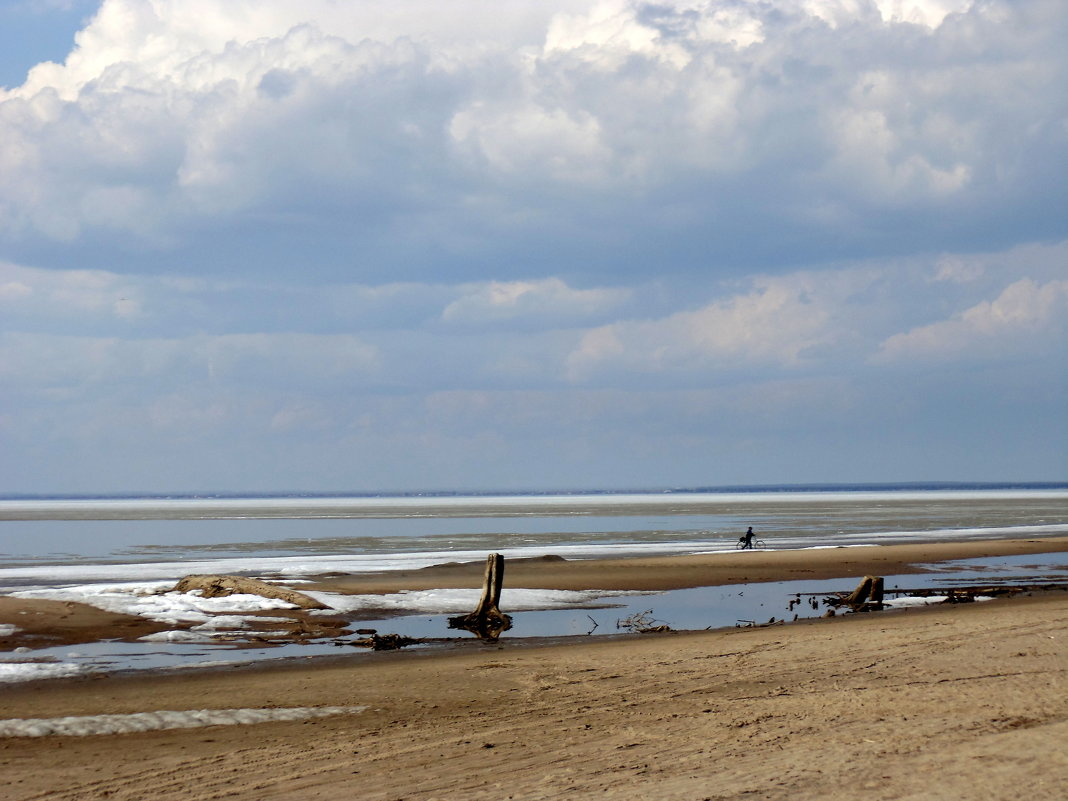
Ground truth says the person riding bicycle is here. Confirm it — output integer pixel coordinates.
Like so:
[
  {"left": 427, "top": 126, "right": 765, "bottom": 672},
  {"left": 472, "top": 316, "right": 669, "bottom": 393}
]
[{"left": 740, "top": 526, "right": 756, "bottom": 550}]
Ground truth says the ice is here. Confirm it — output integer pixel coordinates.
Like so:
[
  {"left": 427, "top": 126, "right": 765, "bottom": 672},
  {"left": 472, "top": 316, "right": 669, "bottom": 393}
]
[
  {"left": 0, "top": 662, "right": 89, "bottom": 683},
  {"left": 0, "top": 541, "right": 722, "bottom": 586},
  {"left": 189, "top": 616, "right": 255, "bottom": 631},
  {"left": 0, "top": 624, "right": 20, "bottom": 636},
  {"left": 306, "top": 587, "right": 642, "bottom": 615},
  {"left": 0, "top": 706, "right": 367, "bottom": 737},
  {"left": 11, "top": 583, "right": 301, "bottom": 626},
  {"left": 883, "top": 595, "right": 994, "bottom": 608},
  {"left": 137, "top": 630, "right": 214, "bottom": 643}
]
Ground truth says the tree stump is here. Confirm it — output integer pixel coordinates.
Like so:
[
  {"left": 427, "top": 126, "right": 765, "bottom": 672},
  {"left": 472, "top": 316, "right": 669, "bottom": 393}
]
[
  {"left": 447, "top": 553, "right": 513, "bottom": 641},
  {"left": 869, "top": 576, "right": 885, "bottom": 609},
  {"left": 844, "top": 576, "right": 873, "bottom": 608}
]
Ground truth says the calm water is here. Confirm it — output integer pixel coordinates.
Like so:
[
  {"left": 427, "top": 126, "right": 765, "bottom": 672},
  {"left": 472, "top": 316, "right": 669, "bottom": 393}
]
[{"left": 4, "top": 552, "right": 1066, "bottom": 682}]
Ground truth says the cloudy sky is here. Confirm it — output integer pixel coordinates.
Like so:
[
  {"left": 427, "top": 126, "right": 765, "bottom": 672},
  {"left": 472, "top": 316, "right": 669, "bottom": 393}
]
[{"left": 1, "top": 0, "right": 1065, "bottom": 494}]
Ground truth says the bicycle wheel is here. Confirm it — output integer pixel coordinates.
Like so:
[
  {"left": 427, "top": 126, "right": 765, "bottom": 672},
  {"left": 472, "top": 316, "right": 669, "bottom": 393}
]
[
  {"left": 755, "top": 540, "right": 767, "bottom": 549},
  {"left": 735, "top": 540, "right": 747, "bottom": 550}
]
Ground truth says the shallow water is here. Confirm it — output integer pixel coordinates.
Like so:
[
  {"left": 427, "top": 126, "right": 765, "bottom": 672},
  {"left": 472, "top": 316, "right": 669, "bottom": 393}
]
[
  {"left": 2, "top": 489, "right": 1065, "bottom": 683},
  {"left": 3, "top": 552, "right": 1064, "bottom": 683}
]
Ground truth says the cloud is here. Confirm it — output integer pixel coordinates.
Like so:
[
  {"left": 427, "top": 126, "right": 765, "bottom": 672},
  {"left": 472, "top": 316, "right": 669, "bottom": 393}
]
[
  {"left": 0, "top": 0, "right": 1062, "bottom": 281},
  {"left": 0, "top": 260, "right": 145, "bottom": 323},
  {"left": 565, "top": 271, "right": 871, "bottom": 381},
  {"left": 441, "top": 277, "right": 630, "bottom": 326},
  {"left": 877, "top": 278, "right": 1068, "bottom": 362},
  {"left": 0, "top": 331, "right": 381, "bottom": 392}
]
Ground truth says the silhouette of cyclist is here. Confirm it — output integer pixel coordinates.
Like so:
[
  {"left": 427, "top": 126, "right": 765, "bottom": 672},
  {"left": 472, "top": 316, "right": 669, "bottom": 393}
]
[{"left": 740, "top": 527, "right": 756, "bottom": 550}]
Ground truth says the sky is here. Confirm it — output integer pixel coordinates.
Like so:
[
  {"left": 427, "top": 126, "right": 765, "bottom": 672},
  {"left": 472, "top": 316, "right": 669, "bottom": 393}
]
[{"left": 0, "top": 0, "right": 1065, "bottom": 494}]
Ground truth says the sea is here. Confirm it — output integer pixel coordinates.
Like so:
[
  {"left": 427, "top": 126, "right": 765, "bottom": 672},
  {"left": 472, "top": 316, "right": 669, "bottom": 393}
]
[{"left": 1, "top": 483, "right": 1066, "bottom": 682}]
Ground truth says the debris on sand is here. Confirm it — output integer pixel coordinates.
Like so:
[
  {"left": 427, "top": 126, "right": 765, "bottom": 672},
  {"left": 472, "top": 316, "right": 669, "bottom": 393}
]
[{"left": 171, "top": 575, "right": 330, "bottom": 610}]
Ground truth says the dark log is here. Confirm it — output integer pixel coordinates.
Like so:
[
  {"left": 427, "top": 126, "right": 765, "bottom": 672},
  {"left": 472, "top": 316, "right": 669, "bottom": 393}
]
[
  {"left": 447, "top": 553, "right": 513, "bottom": 641},
  {"left": 348, "top": 633, "right": 421, "bottom": 650},
  {"left": 869, "top": 576, "right": 885, "bottom": 609}
]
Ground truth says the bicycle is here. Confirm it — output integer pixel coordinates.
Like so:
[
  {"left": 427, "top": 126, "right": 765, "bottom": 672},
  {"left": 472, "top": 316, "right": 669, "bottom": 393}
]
[{"left": 735, "top": 538, "right": 767, "bottom": 550}]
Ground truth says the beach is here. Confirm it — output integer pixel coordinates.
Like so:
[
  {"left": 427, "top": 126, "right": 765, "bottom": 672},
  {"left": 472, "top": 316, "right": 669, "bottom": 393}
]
[
  {"left": 3, "top": 536, "right": 1067, "bottom": 651},
  {"left": 1, "top": 537, "right": 1066, "bottom": 800}
]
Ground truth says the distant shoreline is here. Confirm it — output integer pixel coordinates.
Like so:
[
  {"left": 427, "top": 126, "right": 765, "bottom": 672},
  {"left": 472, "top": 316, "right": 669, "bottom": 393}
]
[
  {"left": 3, "top": 480, "right": 1066, "bottom": 503},
  {"left": 2, "top": 484, "right": 1066, "bottom": 520}
]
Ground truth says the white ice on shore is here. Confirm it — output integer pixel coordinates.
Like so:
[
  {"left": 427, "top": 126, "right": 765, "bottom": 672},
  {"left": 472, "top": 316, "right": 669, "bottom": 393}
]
[
  {"left": 0, "top": 624, "right": 20, "bottom": 636},
  {"left": 882, "top": 595, "right": 995, "bottom": 608},
  {"left": 0, "top": 662, "right": 89, "bottom": 683},
  {"left": 0, "top": 706, "right": 367, "bottom": 737},
  {"left": 189, "top": 615, "right": 254, "bottom": 631},
  {"left": 9, "top": 581, "right": 636, "bottom": 628},
  {"left": 305, "top": 587, "right": 642, "bottom": 615},
  {"left": 11, "top": 582, "right": 300, "bottom": 626},
  {"left": 137, "top": 630, "right": 215, "bottom": 642}
]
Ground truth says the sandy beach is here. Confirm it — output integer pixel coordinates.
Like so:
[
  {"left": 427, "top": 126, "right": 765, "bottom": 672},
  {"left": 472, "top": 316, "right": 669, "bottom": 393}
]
[{"left": 1, "top": 538, "right": 1066, "bottom": 800}]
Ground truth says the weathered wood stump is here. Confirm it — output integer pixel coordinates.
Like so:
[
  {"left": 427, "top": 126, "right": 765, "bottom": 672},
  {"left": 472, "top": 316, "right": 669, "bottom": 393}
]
[
  {"left": 841, "top": 575, "right": 885, "bottom": 611},
  {"left": 843, "top": 575, "right": 873, "bottom": 607},
  {"left": 825, "top": 575, "right": 885, "bottom": 611},
  {"left": 869, "top": 576, "right": 885, "bottom": 609},
  {"left": 448, "top": 553, "right": 512, "bottom": 641}
]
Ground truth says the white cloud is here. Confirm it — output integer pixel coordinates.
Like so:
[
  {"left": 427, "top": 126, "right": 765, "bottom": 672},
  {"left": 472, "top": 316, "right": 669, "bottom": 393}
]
[
  {"left": 877, "top": 277, "right": 1068, "bottom": 362},
  {"left": 0, "top": 0, "right": 1060, "bottom": 276},
  {"left": 441, "top": 277, "right": 630, "bottom": 325},
  {"left": 565, "top": 273, "right": 863, "bottom": 381},
  {"left": 931, "top": 254, "right": 985, "bottom": 284},
  {"left": 450, "top": 103, "right": 611, "bottom": 182},
  {"left": 0, "top": 260, "right": 145, "bottom": 319},
  {"left": 804, "top": 0, "right": 973, "bottom": 29},
  {"left": 872, "top": 0, "right": 974, "bottom": 26},
  {"left": 5, "top": 0, "right": 565, "bottom": 102}
]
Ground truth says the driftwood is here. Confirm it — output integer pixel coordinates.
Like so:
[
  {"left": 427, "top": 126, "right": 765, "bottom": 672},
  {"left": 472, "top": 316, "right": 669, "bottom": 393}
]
[
  {"left": 817, "top": 579, "right": 1068, "bottom": 613},
  {"left": 617, "top": 610, "right": 672, "bottom": 633},
  {"left": 447, "top": 553, "right": 513, "bottom": 641},
  {"left": 818, "top": 575, "right": 884, "bottom": 612},
  {"left": 822, "top": 575, "right": 885, "bottom": 612},
  {"left": 171, "top": 575, "right": 329, "bottom": 609},
  {"left": 881, "top": 583, "right": 1067, "bottom": 598},
  {"left": 348, "top": 633, "right": 422, "bottom": 651},
  {"left": 801, "top": 581, "right": 1067, "bottom": 600},
  {"left": 844, "top": 576, "right": 871, "bottom": 605},
  {"left": 737, "top": 617, "right": 785, "bottom": 628}
]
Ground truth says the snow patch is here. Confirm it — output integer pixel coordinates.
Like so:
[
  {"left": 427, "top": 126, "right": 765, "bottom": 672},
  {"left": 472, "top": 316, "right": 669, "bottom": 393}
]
[
  {"left": 0, "top": 662, "right": 90, "bottom": 684},
  {"left": 0, "top": 706, "right": 367, "bottom": 737},
  {"left": 11, "top": 582, "right": 299, "bottom": 626},
  {"left": 306, "top": 587, "right": 641, "bottom": 615}
]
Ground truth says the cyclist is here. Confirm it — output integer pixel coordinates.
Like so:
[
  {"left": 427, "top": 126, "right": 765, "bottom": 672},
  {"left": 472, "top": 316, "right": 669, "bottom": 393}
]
[{"left": 740, "top": 526, "right": 756, "bottom": 550}]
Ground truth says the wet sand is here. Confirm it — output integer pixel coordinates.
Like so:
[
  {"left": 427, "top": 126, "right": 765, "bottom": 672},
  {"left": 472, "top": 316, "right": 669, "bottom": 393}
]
[
  {"left": 0, "top": 537, "right": 1066, "bottom": 800},
  {"left": 0, "top": 595, "right": 1064, "bottom": 799},
  {"left": 312, "top": 536, "right": 1068, "bottom": 593}
]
